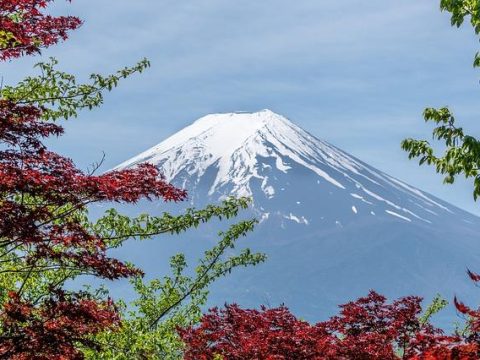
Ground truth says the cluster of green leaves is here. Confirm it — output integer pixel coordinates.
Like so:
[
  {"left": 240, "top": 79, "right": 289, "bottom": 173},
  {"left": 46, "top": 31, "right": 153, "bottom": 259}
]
[
  {"left": 441, "top": 0, "right": 480, "bottom": 66},
  {"left": 419, "top": 293, "right": 449, "bottom": 325},
  {"left": 401, "top": 107, "right": 480, "bottom": 199},
  {"left": 1, "top": 57, "right": 150, "bottom": 120},
  {"left": 92, "top": 197, "right": 254, "bottom": 248},
  {"left": 401, "top": 1, "right": 480, "bottom": 200},
  {"left": 85, "top": 208, "right": 265, "bottom": 359}
]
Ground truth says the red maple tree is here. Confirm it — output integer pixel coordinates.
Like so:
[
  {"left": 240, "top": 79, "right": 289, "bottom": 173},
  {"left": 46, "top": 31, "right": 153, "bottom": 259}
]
[
  {"left": 0, "top": 1, "right": 187, "bottom": 358},
  {"left": 179, "top": 288, "right": 480, "bottom": 360},
  {"left": 0, "top": 0, "right": 81, "bottom": 60}
]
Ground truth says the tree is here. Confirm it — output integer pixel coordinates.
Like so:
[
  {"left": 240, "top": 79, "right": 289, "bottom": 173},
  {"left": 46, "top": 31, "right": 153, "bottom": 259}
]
[
  {"left": 400, "top": 1, "right": 480, "bottom": 358},
  {"left": 0, "top": 0, "right": 81, "bottom": 60},
  {"left": 84, "top": 202, "right": 265, "bottom": 359},
  {"left": 0, "top": 1, "right": 265, "bottom": 358},
  {"left": 0, "top": 54, "right": 182, "bottom": 360},
  {"left": 401, "top": 1, "right": 480, "bottom": 199},
  {"left": 179, "top": 292, "right": 471, "bottom": 360}
]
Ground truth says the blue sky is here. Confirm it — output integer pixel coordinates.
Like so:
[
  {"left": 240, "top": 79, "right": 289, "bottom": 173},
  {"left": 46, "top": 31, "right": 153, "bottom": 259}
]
[{"left": 4, "top": 0, "right": 480, "bottom": 215}]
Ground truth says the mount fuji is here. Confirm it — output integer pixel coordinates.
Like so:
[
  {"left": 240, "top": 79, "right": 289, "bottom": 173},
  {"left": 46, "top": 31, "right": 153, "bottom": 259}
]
[{"left": 115, "top": 109, "right": 480, "bottom": 327}]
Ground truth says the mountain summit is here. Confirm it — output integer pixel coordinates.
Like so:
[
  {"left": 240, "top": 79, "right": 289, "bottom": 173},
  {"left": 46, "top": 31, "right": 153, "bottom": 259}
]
[
  {"left": 117, "top": 109, "right": 460, "bottom": 227},
  {"left": 116, "top": 110, "right": 480, "bottom": 327},
  {"left": 117, "top": 109, "right": 344, "bottom": 198}
]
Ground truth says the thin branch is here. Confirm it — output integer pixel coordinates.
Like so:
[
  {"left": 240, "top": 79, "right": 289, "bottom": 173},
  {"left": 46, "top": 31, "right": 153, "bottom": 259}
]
[{"left": 149, "top": 239, "right": 231, "bottom": 329}]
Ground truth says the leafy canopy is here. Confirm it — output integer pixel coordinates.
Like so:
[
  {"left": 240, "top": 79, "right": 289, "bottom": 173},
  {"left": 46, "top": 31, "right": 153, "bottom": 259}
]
[{"left": 179, "top": 292, "right": 463, "bottom": 360}]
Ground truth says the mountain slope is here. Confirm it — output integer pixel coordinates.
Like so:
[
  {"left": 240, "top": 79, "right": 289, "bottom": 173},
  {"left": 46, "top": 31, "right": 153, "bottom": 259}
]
[
  {"left": 115, "top": 109, "right": 480, "bottom": 327},
  {"left": 116, "top": 109, "right": 469, "bottom": 227}
]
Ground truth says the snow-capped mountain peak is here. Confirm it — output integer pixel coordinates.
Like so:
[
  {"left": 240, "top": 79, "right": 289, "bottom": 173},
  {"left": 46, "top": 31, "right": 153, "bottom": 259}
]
[
  {"left": 116, "top": 109, "right": 345, "bottom": 196},
  {"left": 116, "top": 109, "right": 365, "bottom": 193},
  {"left": 116, "top": 109, "right": 458, "bottom": 226}
]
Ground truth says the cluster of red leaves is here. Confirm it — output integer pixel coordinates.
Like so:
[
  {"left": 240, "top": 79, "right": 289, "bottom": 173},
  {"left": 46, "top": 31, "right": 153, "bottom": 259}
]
[
  {"left": 0, "top": 100, "right": 186, "bottom": 280},
  {"left": 179, "top": 290, "right": 480, "bottom": 360},
  {"left": 0, "top": 0, "right": 81, "bottom": 60},
  {"left": 179, "top": 304, "right": 331, "bottom": 360},
  {"left": 0, "top": 1, "right": 187, "bottom": 357},
  {"left": 0, "top": 101, "right": 186, "bottom": 356},
  {"left": 0, "top": 291, "right": 119, "bottom": 359}
]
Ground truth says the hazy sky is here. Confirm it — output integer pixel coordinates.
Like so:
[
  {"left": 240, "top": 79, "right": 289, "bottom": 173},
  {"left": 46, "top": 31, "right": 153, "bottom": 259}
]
[{"left": 4, "top": 0, "right": 480, "bottom": 215}]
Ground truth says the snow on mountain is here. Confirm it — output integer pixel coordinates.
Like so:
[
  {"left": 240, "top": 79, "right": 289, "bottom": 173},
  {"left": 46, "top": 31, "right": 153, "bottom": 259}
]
[
  {"left": 116, "top": 109, "right": 342, "bottom": 195},
  {"left": 116, "top": 109, "right": 457, "bottom": 226},
  {"left": 114, "top": 110, "right": 480, "bottom": 328}
]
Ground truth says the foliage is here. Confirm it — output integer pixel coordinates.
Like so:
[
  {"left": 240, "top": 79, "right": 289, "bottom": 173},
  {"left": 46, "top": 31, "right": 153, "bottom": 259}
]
[
  {"left": 419, "top": 293, "right": 448, "bottom": 325},
  {"left": 398, "top": 2, "right": 480, "bottom": 358},
  {"left": 401, "top": 106, "right": 480, "bottom": 199},
  {"left": 0, "top": 290, "right": 120, "bottom": 359},
  {"left": 0, "top": 0, "right": 81, "bottom": 60},
  {"left": 401, "top": 1, "right": 480, "bottom": 199},
  {"left": 0, "top": 71, "right": 186, "bottom": 358},
  {"left": 440, "top": 0, "right": 480, "bottom": 66},
  {"left": 2, "top": 57, "right": 152, "bottom": 121},
  {"left": 179, "top": 290, "right": 480, "bottom": 360},
  {"left": 84, "top": 203, "right": 266, "bottom": 359}
]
